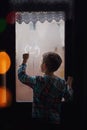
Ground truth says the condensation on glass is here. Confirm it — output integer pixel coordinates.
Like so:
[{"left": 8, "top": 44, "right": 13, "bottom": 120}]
[{"left": 15, "top": 12, "right": 65, "bottom": 102}]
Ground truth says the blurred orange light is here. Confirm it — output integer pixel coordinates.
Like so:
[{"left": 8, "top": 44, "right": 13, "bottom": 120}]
[
  {"left": 0, "top": 87, "right": 12, "bottom": 108},
  {"left": 0, "top": 51, "right": 11, "bottom": 74}
]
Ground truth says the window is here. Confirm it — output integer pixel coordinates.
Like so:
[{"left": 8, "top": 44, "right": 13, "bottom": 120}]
[{"left": 16, "top": 11, "right": 65, "bottom": 102}]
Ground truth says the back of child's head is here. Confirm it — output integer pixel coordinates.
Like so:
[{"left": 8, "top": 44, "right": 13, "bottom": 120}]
[{"left": 42, "top": 52, "right": 62, "bottom": 72}]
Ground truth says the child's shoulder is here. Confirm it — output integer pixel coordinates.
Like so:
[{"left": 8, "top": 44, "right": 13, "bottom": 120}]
[
  {"left": 50, "top": 75, "right": 66, "bottom": 86},
  {"left": 35, "top": 75, "right": 65, "bottom": 83},
  {"left": 35, "top": 75, "right": 46, "bottom": 81}
]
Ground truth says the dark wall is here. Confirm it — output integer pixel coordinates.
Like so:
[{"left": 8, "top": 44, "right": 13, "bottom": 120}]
[{"left": 74, "top": 1, "right": 87, "bottom": 130}]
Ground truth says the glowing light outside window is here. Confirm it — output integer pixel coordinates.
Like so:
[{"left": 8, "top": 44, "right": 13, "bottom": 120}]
[
  {"left": 0, "top": 51, "right": 12, "bottom": 107},
  {"left": 16, "top": 12, "right": 65, "bottom": 102},
  {"left": 0, "top": 51, "right": 11, "bottom": 74}
]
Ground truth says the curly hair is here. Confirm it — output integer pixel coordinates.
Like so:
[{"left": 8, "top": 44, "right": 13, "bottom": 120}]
[{"left": 42, "top": 52, "right": 62, "bottom": 72}]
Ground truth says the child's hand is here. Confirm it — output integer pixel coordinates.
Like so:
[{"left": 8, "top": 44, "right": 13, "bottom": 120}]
[
  {"left": 66, "top": 76, "right": 73, "bottom": 88},
  {"left": 22, "top": 53, "right": 29, "bottom": 64}
]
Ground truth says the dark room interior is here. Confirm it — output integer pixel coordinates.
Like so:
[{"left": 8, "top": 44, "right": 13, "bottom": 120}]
[{"left": 0, "top": 0, "right": 87, "bottom": 130}]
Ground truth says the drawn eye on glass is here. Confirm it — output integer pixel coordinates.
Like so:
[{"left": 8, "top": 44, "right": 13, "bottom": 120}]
[{"left": 25, "top": 45, "right": 40, "bottom": 57}]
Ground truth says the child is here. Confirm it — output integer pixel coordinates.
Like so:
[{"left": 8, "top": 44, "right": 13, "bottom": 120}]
[{"left": 18, "top": 52, "right": 73, "bottom": 126}]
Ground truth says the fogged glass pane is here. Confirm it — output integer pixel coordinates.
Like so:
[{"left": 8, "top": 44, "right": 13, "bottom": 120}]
[{"left": 16, "top": 15, "right": 65, "bottom": 102}]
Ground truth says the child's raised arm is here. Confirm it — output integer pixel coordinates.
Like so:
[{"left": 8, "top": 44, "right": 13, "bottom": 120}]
[{"left": 17, "top": 53, "right": 36, "bottom": 88}]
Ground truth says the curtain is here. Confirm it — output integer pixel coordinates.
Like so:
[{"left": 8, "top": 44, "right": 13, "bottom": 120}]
[{"left": 16, "top": 11, "right": 65, "bottom": 24}]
